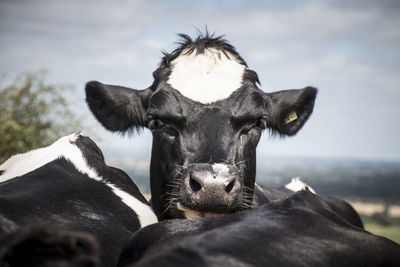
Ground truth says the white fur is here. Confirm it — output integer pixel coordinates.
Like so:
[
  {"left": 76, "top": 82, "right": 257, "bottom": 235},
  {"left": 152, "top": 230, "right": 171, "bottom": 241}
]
[
  {"left": 0, "top": 133, "right": 81, "bottom": 183},
  {"left": 212, "top": 163, "right": 230, "bottom": 174},
  {"left": 285, "top": 177, "right": 316, "bottom": 194},
  {"left": 167, "top": 48, "right": 246, "bottom": 104},
  {"left": 0, "top": 133, "right": 157, "bottom": 227},
  {"left": 107, "top": 183, "right": 157, "bottom": 227}
]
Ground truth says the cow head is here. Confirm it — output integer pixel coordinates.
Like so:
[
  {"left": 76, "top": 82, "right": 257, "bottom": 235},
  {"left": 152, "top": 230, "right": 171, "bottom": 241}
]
[{"left": 85, "top": 33, "right": 317, "bottom": 220}]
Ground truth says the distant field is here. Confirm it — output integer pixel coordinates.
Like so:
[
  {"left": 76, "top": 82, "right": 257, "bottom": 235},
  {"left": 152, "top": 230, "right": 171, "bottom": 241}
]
[
  {"left": 350, "top": 202, "right": 400, "bottom": 244},
  {"left": 350, "top": 201, "right": 400, "bottom": 218},
  {"left": 364, "top": 223, "right": 400, "bottom": 244}
]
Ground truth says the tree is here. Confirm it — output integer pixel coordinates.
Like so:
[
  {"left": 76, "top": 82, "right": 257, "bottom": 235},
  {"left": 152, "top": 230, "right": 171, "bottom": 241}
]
[{"left": 0, "top": 72, "right": 83, "bottom": 163}]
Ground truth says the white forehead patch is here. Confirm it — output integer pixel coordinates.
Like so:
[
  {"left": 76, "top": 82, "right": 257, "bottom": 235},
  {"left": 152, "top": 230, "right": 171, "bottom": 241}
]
[{"left": 167, "top": 48, "right": 246, "bottom": 104}]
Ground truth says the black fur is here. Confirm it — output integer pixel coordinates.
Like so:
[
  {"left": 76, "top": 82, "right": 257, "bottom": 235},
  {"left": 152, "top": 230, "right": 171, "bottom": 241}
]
[
  {"left": 253, "top": 183, "right": 363, "bottom": 228},
  {"left": 85, "top": 81, "right": 152, "bottom": 133},
  {"left": 265, "top": 86, "right": 317, "bottom": 136},
  {"left": 160, "top": 32, "right": 247, "bottom": 68},
  {"left": 0, "top": 224, "right": 100, "bottom": 267},
  {"left": 118, "top": 191, "right": 400, "bottom": 267}
]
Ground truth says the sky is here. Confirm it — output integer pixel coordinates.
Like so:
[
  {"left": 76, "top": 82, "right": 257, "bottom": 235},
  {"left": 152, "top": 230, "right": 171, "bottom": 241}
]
[{"left": 0, "top": 0, "right": 399, "bottom": 163}]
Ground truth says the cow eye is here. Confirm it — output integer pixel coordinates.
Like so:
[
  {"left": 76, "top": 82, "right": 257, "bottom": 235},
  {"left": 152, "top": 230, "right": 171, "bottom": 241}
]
[
  {"left": 254, "top": 117, "right": 266, "bottom": 129},
  {"left": 149, "top": 118, "right": 164, "bottom": 129}
]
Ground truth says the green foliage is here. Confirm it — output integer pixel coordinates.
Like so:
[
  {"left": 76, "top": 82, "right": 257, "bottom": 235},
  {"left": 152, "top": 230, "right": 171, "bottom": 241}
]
[{"left": 0, "top": 72, "right": 82, "bottom": 163}]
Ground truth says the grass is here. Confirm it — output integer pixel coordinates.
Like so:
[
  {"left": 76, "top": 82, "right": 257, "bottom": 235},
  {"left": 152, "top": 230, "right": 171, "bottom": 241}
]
[{"left": 364, "top": 223, "right": 400, "bottom": 244}]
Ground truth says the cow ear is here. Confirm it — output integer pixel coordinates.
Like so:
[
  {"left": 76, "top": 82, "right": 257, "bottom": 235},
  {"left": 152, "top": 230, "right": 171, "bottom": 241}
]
[
  {"left": 85, "top": 81, "right": 152, "bottom": 133},
  {"left": 265, "top": 86, "right": 317, "bottom": 136}
]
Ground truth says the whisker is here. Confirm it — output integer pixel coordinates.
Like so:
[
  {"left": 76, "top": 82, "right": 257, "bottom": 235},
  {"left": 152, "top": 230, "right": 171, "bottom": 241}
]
[
  {"left": 175, "top": 164, "right": 188, "bottom": 170},
  {"left": 175, "top": 170, "right": 184, "bottom": 175},
  {"left": 242, "top": 185, "right": 254, "bottom": 194},
  {"left": 234, "top": 159, "right": 249, "bottom": 166},
  {"left": 167, "top": 180, "right": 181, "bottom": 186}
]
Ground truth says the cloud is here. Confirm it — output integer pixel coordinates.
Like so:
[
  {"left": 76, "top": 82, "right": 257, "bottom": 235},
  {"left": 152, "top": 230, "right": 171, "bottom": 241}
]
[{"left": 0, "top": 0, "right": 399, "bottom": 160}]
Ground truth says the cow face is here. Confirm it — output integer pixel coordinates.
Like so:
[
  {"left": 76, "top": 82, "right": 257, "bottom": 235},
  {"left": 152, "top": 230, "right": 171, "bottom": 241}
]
[{"left": 86, "top": 34, "right": 317, "bottom": 220}]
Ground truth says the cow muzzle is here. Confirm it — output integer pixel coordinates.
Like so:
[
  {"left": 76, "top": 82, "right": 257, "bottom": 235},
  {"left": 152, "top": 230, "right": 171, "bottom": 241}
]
[{"left": 178, "top": 163, "right": 242, "bottom": 218}]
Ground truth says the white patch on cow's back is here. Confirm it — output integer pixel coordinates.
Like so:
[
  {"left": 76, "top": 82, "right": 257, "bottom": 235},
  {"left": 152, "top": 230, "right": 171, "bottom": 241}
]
[
  {"left": 0, "top": 133, "right": 81, "bottom": 182},
  {"left": 167, "top": 48, "right": 246, "bottom": 104},
  {"left": 285, "top": 177, "right": 316, "bottom": 194},
  {"left": 0, "top": 132, "right": 157, "bottom": 227},
  {"left": 107, "top": 183, "right": 157, "bottom": 227}
]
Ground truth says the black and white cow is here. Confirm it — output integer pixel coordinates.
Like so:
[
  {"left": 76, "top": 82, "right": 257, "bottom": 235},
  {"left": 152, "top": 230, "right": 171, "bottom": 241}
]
[
  {"left": 85, "top": 33, "right": 359, "bottom": 226},
  {"left": 0, "top": 133, "right": 157, "bottom": 267},
  {"left": 118, "top": 190, "right": 400, "bottom": 267}
]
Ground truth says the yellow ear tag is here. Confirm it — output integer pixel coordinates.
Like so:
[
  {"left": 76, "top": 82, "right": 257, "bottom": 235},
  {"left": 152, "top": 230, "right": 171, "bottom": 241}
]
[{"left": 285, "top": 111, "right": 298, "bottom": 124}]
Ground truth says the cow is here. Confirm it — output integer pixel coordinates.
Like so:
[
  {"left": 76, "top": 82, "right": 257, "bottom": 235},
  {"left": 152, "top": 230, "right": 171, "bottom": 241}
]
[
  {"left": 0, "top": 133, "right": 157, "bottom": 267},
  {"left": 254, "top": 178, "right": 364, "bottom": 227},
  {"left": 0, "top": 224, "right": 101, "bottom": 267},
  {"left": 118, "top": 190, "right": 400, "bottom": 267},
  {"left": 85, "top": 32, "right": 361, "bottom": 227}
]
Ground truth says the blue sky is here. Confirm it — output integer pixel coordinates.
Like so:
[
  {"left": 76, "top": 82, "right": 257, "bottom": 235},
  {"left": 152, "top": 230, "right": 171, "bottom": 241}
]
[{"left": 1, "top": 0, "right": 399, "bottom": 162}]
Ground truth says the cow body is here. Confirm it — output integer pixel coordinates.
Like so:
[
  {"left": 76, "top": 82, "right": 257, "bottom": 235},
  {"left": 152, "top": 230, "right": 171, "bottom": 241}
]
[
  {"left": 0, "top": 133, "right": 157, "bottom": 267},
  {"left": 253, "top": 180, "right": 363, "bottom": 227},
  {"left": 118, "top": 190, "right": 400, "bottom": 267},
  {"left": 0, "top": 224, "right": 101, "bottom": 267}
]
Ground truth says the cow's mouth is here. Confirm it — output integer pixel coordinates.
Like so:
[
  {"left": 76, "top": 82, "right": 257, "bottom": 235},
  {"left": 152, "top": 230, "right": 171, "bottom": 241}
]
[{"left": 176, "top": 203, "right": 224, "bottom": 219}]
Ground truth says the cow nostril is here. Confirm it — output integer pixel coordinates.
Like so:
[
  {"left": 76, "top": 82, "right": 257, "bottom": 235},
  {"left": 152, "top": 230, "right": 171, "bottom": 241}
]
[
  {"left": 189, "top": 176, "right": 202, "bottom": 192},
  {"left": 225, "top": 180, "right": 235, "bottom": 193}
]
